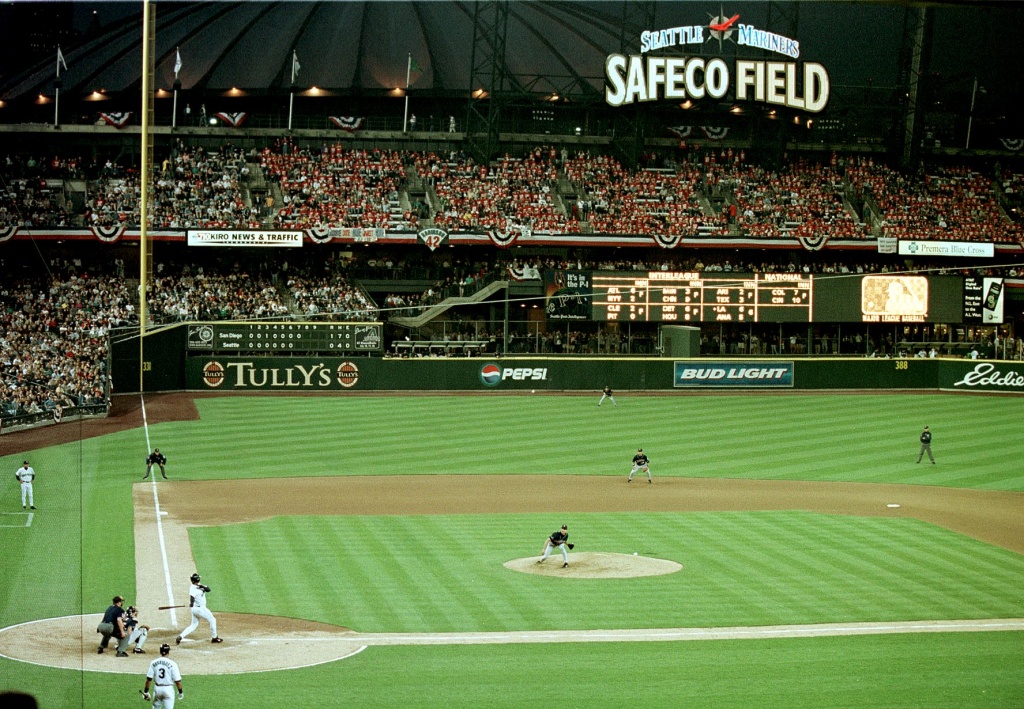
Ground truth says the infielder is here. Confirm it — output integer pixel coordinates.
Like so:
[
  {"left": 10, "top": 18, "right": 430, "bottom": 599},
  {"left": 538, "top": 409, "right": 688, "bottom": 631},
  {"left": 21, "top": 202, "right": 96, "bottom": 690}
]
[
  {"left": 916, "top": 426, "right": 935, "bottom": 464},
  {"left": 598, "top": 385, "right": 616, "bottom": 407},
  {"left": 142, "top": 644, "right": 183, "bottom": 708},
  {"left": 629, "top": 448, "right": 651, "bottom": 483},
  {"left": 143, "top": 449, "right": 168, "bottom": 480},
  {"left": 16, "top": 460, "right": 35, "bottom": 509},
  {"left": 537, "top": 524, "right": 573, "bottom": 568},
  {"left": 176, "top": 573, "right": 223, "bottom": 644},
  {"left": 124, "top": 605, "right": 150, "bottom": 654}
]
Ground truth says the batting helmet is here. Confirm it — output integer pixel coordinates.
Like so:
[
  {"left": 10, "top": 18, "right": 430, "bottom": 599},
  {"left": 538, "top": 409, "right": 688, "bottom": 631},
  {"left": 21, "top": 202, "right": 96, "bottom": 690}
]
[
  {"left": 190, "top": 573, "right": 201, "bottom": 583},
  {"left": 160, "top": 644, "right": 171, "bottom": 656},
  {"left": 126, "top": 606, "right": 137, "bottom": 617}
]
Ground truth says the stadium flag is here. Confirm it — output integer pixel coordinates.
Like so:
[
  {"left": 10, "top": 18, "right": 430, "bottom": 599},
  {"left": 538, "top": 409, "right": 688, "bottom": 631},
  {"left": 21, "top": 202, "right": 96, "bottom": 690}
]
[
  {"left": 174, "top": 48, "right": 182, "bottom": 78},
  {"left": 99, "top": 112, "right": 133, "bottom": 128},
  {"left": 291, "top": 50, "right": 301, "bottom": 84},
  {"left": 330, "top": 116, "right": 364, "bottom": 132},
  {"left": 56, "top": 46, "right": 67, "bottom": 76},
  {"left": 214, "top": 111, "right": 247, "bottom": 127},
  {"left": 410, "top": 56, "right": 422, "bottom": 74}
]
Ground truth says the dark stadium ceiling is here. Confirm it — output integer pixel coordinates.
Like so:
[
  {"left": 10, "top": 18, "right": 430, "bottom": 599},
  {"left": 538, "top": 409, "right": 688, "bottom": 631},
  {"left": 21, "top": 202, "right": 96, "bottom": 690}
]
[{"left": 1, "top": 1, "right": 1021, "bottom": 103}]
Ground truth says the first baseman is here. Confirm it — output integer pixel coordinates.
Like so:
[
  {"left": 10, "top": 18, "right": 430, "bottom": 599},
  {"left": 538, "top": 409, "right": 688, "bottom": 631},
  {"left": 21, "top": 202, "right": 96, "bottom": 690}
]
[
  {"left": 142, "top": 643, "right": 183, "bottom": 708},
  {"left": 144, "top": 449, "right": 168, "bottom": 480},
  {"left": 537, "top": 524, "right": 573, "bottom": 567},
  {"left": 176, "top": 573, "right": 223, "bottom": 644},
  {"left": 629, "top": 448, "right": 651, "bottom": 483},
  {"left": 16, "top": 460, "right": 35, "bottom": 509}
]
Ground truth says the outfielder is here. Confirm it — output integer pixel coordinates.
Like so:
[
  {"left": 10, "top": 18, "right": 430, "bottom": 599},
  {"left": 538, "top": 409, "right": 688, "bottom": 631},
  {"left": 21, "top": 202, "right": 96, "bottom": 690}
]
[
  {"left": 143, "top": 449, "right": 168, "bottom": 480},
  {"left": 142, "top": 644, "right": 183, "bottom": 708},
  {"left": 176, "top": 573, "right": 223, "bottom": 644},
  {"left": 629, "top": 448, "right": 651, "bottom": 483},
  {"left": 537, "top": 524, "right": 573, "bottom": 568},
  {"left": 16, "top": 460, "right": 35, "bottom": 509},
  {"left": 598, "top": 385, "right": 617, "bottom": 407},
  {"left": 124, "top": 605, "right": 150, "bottom": 654}
]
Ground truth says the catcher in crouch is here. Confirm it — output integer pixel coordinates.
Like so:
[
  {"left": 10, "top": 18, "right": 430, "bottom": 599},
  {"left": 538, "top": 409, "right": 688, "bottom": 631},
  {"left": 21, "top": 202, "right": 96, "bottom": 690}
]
[{"left": 537, "top": 524, "right": 574, "bottom": 568}]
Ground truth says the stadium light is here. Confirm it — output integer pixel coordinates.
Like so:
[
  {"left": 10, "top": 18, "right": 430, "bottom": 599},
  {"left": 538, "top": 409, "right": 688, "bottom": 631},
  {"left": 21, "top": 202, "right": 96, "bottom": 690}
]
[
  {"left": 680, "top": 100, "right": 693, "bottom": 109},
  {"left": 209, "top": 117, "right": 218, "bottom": 125}
]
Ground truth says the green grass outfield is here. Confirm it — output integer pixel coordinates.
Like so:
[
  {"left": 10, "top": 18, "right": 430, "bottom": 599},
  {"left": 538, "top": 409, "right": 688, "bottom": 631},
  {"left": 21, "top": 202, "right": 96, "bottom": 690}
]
[{"left": 1, "top": 393, "right": 1023, "bottom": 708}]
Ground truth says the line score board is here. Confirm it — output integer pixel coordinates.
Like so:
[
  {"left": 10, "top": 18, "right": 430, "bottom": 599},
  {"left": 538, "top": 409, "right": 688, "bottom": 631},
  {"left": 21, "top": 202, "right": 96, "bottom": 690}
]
[{"left": 591, "top": 272, "right": 813, "bottom": 322}]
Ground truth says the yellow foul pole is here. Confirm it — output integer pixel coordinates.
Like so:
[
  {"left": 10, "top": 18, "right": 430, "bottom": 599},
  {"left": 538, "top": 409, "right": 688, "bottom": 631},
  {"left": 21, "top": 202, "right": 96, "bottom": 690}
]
[{"left": 139, "top": 0, "right": 152, "bottom": 392}]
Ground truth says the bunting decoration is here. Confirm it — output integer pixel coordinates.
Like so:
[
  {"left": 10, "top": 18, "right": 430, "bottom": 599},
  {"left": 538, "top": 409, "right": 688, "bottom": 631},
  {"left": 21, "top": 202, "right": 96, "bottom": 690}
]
[
  {"left": 701, "top": 126, "right": 730, "bottom": 140},
  {"left": 214, "top": 111, "right": 247, "bottom": 127},
  {"left": 53, "top": 406, "right": 63, "bottom": 424},
  {"left": 667, "top": 125, "right": 692, "bottom": 139},
  {"left": 797, "top": 235, "right": 829, "bottom": 251},
  {"left": 507, "top": 265, "right": 541, "bottom": 281},
  {"left": 306, "top": 225, "right": 334, "bottom": 244},
  {"left": 99, "top": 112, "right": 133, "bottom": 128},
  {"left": 0, "top": 225, "right": 18, "bottom": 242},
  {"left": 653, "top": 233, "right": 683, "bottom": 249},
  {"left": 999, "top": 138, "right": 1023, "bottom": 151},
  {"left": 330, "top": 116, "right": 364, "bottom": 132},
  {"left": 90, "top": 225, "right": 127, "bottom": 242},
  {"left": 487, "top": 224, "right": 529, "bottom": 248}
]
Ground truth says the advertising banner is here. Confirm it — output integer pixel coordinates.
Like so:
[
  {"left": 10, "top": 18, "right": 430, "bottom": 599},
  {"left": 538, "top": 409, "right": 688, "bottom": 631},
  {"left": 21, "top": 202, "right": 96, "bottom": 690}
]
[
  {"left": 942, "top": 362, "right": 1024, "bottom": 394},
  {"left": 674, "top": 361, "right": 794, "bottom": 387},
  {"left": 187, "top": 230, "right": 303, "bottom": 247},
  {"left": 898, "top": 240, "right": 994, "bottom": 258}
]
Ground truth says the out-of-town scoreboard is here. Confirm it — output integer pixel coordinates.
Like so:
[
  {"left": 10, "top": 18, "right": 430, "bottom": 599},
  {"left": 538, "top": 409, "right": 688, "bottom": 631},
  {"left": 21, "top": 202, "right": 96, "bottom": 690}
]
[
  {"left": 545, "top": 271, "right": 999, "bottom": 324},
  {"left": 591, "top": 272, "right": 811, "bottom": 322},
  {"left": 186, "top": 322, "right": 383, "bottom": 352}
]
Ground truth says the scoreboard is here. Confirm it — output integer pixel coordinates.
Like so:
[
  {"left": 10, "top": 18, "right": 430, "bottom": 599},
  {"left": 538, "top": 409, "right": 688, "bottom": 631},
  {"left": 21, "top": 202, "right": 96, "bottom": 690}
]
[
  {"left": 591, "top": 272, "right": 812, "bottom": 322},
  {"left": 547, "top": 270, "right": 992, "bottom": 324},
  {"left": 186, "top": 322, "right": 383, "bottom": 352}
]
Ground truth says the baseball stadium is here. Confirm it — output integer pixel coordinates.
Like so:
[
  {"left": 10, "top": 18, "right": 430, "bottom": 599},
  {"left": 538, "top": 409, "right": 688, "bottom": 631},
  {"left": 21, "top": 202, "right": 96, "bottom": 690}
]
[{"left": 1, "top": 2, "right": 1023, "bottom": 708}]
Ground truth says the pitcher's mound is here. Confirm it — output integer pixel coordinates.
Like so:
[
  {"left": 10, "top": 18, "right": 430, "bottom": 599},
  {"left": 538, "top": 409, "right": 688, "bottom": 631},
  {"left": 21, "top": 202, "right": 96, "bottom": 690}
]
[
  {"left": 505, "top": 552, "right": 683, "bottom": 578},
  {"left": 0, "top": 612, "right": 365, "bottom": 674}
]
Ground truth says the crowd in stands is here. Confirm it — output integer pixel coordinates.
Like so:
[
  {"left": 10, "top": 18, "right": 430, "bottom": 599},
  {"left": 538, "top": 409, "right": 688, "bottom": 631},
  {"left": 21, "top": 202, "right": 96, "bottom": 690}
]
[
  {"left": 0, "top": 258, "right": 131, "bottom": 420},
  {"left": 419, "top": 146, "right": 571, "bottom": 233},
  {"left": 846, "top": 159, "right": 1024, "bottom": 243},
  {"left": 4, "top": 144, "right": 1023, "bottom": 246},
  {"left": 262, "top": 138, "right": 414, "bottom": 232},
  {"left": 150, "top": 142, "right": 262, "bottom": 229}
]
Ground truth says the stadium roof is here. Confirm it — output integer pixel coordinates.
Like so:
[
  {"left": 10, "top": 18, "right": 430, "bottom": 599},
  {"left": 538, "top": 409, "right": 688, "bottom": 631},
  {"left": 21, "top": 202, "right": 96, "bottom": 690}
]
[{"left": 1, "top": 1, "right": 1020, "bottom": 105}]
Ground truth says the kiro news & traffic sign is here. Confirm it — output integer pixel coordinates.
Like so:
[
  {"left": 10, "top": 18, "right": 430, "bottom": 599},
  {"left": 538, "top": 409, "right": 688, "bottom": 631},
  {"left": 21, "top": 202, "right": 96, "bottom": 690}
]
[{"left": 606, "top": 11, "right": 829, "bottom": 112}]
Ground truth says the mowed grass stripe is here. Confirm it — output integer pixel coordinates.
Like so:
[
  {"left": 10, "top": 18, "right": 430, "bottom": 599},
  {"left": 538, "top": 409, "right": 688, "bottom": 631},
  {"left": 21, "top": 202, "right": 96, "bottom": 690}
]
[
  {"left": 143, "top": 394, "right": 1024, "bottom": 488},
  {"left": 187, "top": 511, "right": 1024, "bottom": 634}
]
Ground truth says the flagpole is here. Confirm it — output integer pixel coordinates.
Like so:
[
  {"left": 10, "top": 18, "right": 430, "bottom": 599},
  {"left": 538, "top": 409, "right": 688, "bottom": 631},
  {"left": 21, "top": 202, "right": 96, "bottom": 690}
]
[
  {"left": 965, "top": 76, "right": 978, "bottom": 150},
  {"left": 402, "top": 53, "right": 412, "bottom": 133},
  {"left": 172, "top": 47, "right": 181, "bottom": 129},
  {"left": 288, "top": 50, "right": 296, "bottom": 131},
  {"left": 54, "top": 48, "right": 61, "bottom": 128}
]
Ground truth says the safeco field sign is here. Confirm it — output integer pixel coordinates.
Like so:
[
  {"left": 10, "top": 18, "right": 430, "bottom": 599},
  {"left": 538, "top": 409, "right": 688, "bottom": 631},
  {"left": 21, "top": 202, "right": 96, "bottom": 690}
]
[{"left": 674, "top": 361, "right": 794, "bottom": 387}]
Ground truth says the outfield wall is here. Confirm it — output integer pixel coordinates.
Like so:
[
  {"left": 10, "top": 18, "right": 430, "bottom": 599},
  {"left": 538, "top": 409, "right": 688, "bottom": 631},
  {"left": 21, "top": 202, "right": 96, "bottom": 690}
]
[{"left": 174, "top": 357, "right": 1024, "bottom": 394}]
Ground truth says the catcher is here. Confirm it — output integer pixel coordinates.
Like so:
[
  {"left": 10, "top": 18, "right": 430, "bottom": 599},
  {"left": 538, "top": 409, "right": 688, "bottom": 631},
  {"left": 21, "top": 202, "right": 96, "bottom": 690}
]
[
  {"left": 124, "top": 605, "right": 150, "bottom": 654},
  {"left": 537, "top": 524, "right": 574, "bottom": 568}
]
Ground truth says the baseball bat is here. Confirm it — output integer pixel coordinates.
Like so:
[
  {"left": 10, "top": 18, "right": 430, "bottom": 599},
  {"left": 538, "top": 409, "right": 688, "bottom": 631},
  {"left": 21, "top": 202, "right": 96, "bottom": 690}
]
[{"left": 158, "top": 605, "right": 187, "bottom": 610}]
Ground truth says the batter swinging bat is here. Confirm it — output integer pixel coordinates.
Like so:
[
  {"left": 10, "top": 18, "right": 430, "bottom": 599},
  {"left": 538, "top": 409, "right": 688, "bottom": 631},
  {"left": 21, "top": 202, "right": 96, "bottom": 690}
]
[{"left": 158, "top": 605, "right": 187, "bottom": 610}]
